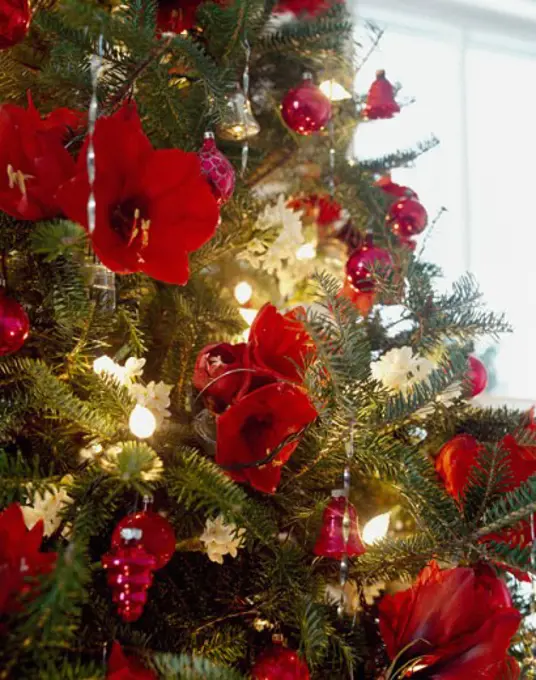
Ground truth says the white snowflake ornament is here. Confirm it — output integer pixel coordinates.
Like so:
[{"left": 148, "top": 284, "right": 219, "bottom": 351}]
[{"left": 371, "top": 346, "right": 433, "bottom": 394}]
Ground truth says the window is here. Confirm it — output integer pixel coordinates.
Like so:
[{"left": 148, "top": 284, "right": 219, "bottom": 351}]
[{"left": 353, "top": 0, "right": 536, "bottom": 406}]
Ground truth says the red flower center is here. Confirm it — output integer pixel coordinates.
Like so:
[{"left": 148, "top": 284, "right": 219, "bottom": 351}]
[
  {"left": 110, "top": 197, "right": 151, "bottom": 251},
  {"left": 241, "top": 414, "right": 274, "bottom": 454}
]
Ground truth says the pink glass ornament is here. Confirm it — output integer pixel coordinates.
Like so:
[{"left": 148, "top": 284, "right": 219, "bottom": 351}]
[
  {"left": 102, "top": 528, "right": 156, "bottom": 622},
  {"left": 0, "top": 289, "right": 29, "bottom": 355},
  {"left": 252, "top": 645, "right": 310, "bottom": 680},
  {"left": 281, "top": 74, "right": 331, "bottom": 136},
  {"left": 345, "top": 235, "right": 393, "bottom": 293},
  {"left": 388, "top": 197, "right": 428, "bottom": 239},
  {"left": 363, "top": 70, "right": 400, "bottom": 120},
  {"left": 0, "top": 0, "right": 30, "bottom": 50},
  {"left": 314, "top": 493, "right": 366, "bottom": 560},
  {"left": 198, "top": 131, "right": 235, "bottom": 205},
  {"left": 112, "top": 511, "right": 176, "bottom": 570},
  {"left": 467, "top": 355, "right": 488, "bottom": 397}
]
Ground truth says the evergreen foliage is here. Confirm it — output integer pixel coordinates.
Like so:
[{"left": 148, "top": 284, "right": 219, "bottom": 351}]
[{"left": 0, "top": 0, "right": 533, "bottom": 676}]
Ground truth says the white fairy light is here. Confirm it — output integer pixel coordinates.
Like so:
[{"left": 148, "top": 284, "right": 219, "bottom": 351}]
[
  {"left": 296, "top": 242, "right": 316, "bottom": 261},
  {"left": 129, "top": 404, "right": 157, "bottom": 439},
  {"left": 363, "top": 512, "right": 391, "bottom": 545},
  {"left": 319, "top": 79, "right": 352, "bottom": 102},
  {"left": 234, "top": 281, "right": 253, "bottom": 305}
]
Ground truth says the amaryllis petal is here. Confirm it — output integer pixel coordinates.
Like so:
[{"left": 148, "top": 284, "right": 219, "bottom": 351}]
[
  {"left": 57, "top": 102, "right": 219, "bottom": 285},
  {"left": 216, "top": 382, "right": 317, "bottom": 494},
  {"left": 379, "top": 561, "right": 520, "bottom": 679}
]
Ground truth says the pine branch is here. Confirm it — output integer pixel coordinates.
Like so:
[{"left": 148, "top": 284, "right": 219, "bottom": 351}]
[{"left": 152, "top": 653, "right": 245, "bottom": 679}]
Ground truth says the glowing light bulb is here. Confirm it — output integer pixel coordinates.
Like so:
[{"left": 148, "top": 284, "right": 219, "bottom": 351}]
[
  {"left": 319, "top": 79, "right": 352, "bottom": 102},
  {"left": 93, "top": 355, "right": 116, "bottom": 374},
  {"left": 296, "top": 242, "right": 316, "bottom": 260},
  {"left": 129, "top": 404, "right": 157, "bottom": 439},
  {"left": 239, "top": 308, "right": 257, "bottom": 326},
  {"left": 234, "top": 281, "right": 253, "bottom": 305},
  {"left": 362, "top": 512, "right": 390, "bottom": 545}
]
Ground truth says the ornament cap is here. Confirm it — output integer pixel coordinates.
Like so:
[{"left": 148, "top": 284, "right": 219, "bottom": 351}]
[
  {"left": 204, "top": 130, "right": 215, "bottom": 140},
  {"left": 376, "top": 69, "right": 386, "bottom": 78},
  {"left": 331, "top": 489, "right": 347, "bottom": 498},
  {"left": 302, "top": 71, "right": 314, "bottom": 81}
]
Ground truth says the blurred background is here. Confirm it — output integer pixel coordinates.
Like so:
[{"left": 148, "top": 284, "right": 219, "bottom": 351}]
[{"left": 351, "top": 0, "right": 536, "bottom": 408}]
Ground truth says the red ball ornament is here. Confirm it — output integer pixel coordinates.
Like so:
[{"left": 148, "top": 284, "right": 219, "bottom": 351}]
[
  {"left": 198, "top": 131, "right": 235, "bottom": 205},
  {"left": 314, "top": 492, "right": 366, "bottom": 560},
  {"left": 363, "top": 70, "right": 400, "bottom": 121},
  {"left": 102, "top": 527, "right": 157, "bottom": 622},
  {"left": 281, "top": 74, "right": 331, "bottom": 136},
  {"left": 111, "top": 511, "right": 176, "bottom": 570},
  {"left": 252, "top": 646, "right": 310, "bottom": 680},
  {"left": 345, "top": 235, "right": 393, "bottom": 293},
  {"left": 0, "top": 0, "right": 30, "bottom": 50},
  {"left": 467, "top": 355, "right": 488, "bottom": 397},
  {"left": 0, "top": 290, "right": 29, "bottom": 355},
  {"left": 387, "top": 196, "right": 428, "bottom": 239}
]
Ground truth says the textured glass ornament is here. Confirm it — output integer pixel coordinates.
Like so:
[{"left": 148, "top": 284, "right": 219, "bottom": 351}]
[
  {"left": 281, "top": 73, "right": 332, "bottom": 135},
  {"left": 0, "top": 0, "right": 30, "bottom": 50},
  {"left": 252, "top": 645, "right": 310, "bottom": 680},
  {"left": 314, "top": 492, "right": 366, "bottom": 560},
  {"left": 198, "top": 132, "right": 236, "bottom": 205},
  {"left": 85, "top": 256, "right": 116, "bottom": 311},
  {"left": 387, "top": 196, "right": 428, "bottom": 239},
  {"left": 345, "top": 235, "right": 393, "bottom": 293},
  {"left": 467, "top": 355, "right": 488, "bottom": 397},
  {"left": 102, "top": 528, "right": 156, "bottom": 622},
  {"left": 0, "top": 289, "right": 29, "bottom": 355},
  {"left": 217, "top": 89, "right": 260, "bottom": 142},
  {"left": 363, "top": 70, "right": 400, "bottom": 120},
  {"left": 112, "top": 511, "right": 176, "bottom": 570}
]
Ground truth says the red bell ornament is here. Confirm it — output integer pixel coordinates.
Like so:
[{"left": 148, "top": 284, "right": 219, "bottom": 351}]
[
  {"left": 102, "top": 527, "right": 157, "bottom": 622},
  {"left": 111, "top": 510, "right": 176, "bottom": 570},
  {"left": 281, "top": 73, "right": 331, "bottom": 136},
  {"left": 467, "top": 355, "right": 488, "bottom": 397},
  {"left": 0, "top": 289, "right": 30, "bottom": 355},
  {"left": 198, "top": 131, "right": 235, "bottom": 205},
  {"left": 252, "top": 645, "right": 310, "bottom": 680},
  {"left": 376, "top": 174, "right": 418, "bottom": 200},
  {"left": 0, "top": 0, "right": 30, "bottom": 50},
  {"left": 345, "top": 235, "right": 393, "bottom": 293},
  {"left": 314, "top": 492, "right": 366, "bottom": 560},
  {"left": 363, "top": 70, "right": 400, "bottom": 120},
  {"left": 387, "top": 196, "right": 428, "bottom": 239}
]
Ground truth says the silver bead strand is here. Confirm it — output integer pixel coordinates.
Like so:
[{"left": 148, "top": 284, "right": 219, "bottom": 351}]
[
  {"left": 241, "top": 35, "right": 251, "bottom": 176},
  {"left": 86, "top": 35, "right": 116, "bottom": 311},
  {"left": 336, "top": 423, "right": 355, "bottom": 619}
]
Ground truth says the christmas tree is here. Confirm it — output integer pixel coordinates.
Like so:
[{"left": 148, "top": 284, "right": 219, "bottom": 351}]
[{"left": 0, "top": 0, "right": 534, "bottom": 677}]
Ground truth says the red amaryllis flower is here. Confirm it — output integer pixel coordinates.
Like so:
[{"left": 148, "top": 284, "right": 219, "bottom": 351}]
[
  {"left": 288, "top": 193, "right": 343, "bottom": 227},
  {"left": 378, "top": 561, "right": 521, "bottom": 679},
  {"left": 57, "top": 102, "right": 219, "bottom": 285},
  {"left": 0, "top": 100, "right": 76, "bottom": 220},
  {"left": 247, "top": 303, "right": 315, "bottom": 384},
  {"left": 156, "top": 0, "right": 206, "bottom": 33},
  {"left": 107, "top": 642, "right": 156, "bottom": 680},
  {"left": 436, "top": 433, "right": 536, "bottom": 570},
  {"left": 193, "top": 342, "right": 247, "bottom": 412},
  {"left": 338, "top": 279, "right": 375, "bottom": 317},
  {"left": 0, "top": 503, "right": 56, "bottom": 615},
  {"left": 216, "top": 382, "right": 317, "bottom": 493}
]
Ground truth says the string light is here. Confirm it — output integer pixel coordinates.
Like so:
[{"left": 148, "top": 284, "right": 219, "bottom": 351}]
[
  {"left": 234, "top": 281, "right": 253, "bottom": 305},
  {"left": 129, "top": 404, "right": 157, "bottom": 439},
  {"left": 362, "top": 512, "right": 390, "bottom": 545},
  {"left": 296, "top": 243, "right": 317, "bottom": 261},
  {"left": 93, "top": 356, "right": 115, "bottom": 374},
  {"left": 319, "top": 79, "right": 352, "bottom": 102}
]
